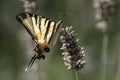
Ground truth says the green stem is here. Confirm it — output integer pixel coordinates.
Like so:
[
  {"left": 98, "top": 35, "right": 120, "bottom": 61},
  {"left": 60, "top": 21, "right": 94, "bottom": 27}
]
[
  {"left": 100, "top": 33, "right": 108, "bottom": 80},
  {"left": 115, "top": 36, "right": 120, "bottom": 80},
  {"left": 75, "top": 71, "right": 79, "bottom": 80},
  {"left": 115, "top": 56, "right": 120, "bottom": 80}
]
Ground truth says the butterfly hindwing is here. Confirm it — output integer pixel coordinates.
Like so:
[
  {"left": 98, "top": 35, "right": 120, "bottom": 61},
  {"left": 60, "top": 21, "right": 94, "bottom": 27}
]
[{"left": 48, "top": 20, "right": 62, "bottom": 47}]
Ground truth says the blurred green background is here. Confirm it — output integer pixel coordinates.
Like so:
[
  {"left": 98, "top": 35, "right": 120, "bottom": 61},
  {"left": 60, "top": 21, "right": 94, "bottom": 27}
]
[{"left": 0, "top": 0, "right": 120, "bottom": 80}]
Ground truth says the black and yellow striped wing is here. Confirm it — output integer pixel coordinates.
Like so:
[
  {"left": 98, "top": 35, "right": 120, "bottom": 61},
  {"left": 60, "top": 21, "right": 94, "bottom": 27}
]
[{"left": 16, "top": 13, "right": 62, "bottom": 47}]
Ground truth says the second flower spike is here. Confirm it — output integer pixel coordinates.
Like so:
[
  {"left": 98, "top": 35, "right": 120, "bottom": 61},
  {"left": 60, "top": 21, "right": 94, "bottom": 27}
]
[{"left": 60, "top": 26, "right": 85, "bottom": 70}]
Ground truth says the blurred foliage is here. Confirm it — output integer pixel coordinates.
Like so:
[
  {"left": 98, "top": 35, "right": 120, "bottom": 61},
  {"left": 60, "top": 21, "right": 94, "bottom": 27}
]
[{"left": 0, "top": 0, "right": 120, "bottom": 80}]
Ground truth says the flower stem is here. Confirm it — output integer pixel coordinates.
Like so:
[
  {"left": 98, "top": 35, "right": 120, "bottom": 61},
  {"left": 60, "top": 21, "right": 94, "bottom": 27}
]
[
  {"left": 115, "top": 37, "right": 120, "bottom": 80},
  {"left": 115, "top": 56, "right": 120, "bottom": 80},
  {"left": 100, "top": 32, "right": 108, "bottom": 80},
  {"left": 75, "top": 71, "right": 79, "bottom": 80}
]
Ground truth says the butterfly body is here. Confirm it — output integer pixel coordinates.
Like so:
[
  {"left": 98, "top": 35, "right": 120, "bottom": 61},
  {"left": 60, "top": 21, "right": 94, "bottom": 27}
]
[
  {"left": 16, "top": 13, "right": 62, "bottom": 71},
  {"left": 34, "top": 41, "right": 50, "bottom": 56}
]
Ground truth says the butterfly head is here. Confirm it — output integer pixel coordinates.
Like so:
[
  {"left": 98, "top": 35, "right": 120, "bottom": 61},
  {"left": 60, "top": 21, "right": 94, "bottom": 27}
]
[
  {"left": 37, "top": 42, "right": 50, "bottom": 55},
  {"left": 43, "top": 46, "right": 50, "bottom": 53}
]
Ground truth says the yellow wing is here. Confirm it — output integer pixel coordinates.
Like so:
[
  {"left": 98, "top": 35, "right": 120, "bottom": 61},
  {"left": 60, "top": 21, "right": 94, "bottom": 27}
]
[{"left": 16, "top": 13, "right": 62, "bottom": 47}]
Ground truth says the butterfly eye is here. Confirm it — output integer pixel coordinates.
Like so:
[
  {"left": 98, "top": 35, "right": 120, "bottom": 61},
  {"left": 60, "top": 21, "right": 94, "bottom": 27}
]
[{"left": 44, "top": 47, "right": 50, "bottom": 53}]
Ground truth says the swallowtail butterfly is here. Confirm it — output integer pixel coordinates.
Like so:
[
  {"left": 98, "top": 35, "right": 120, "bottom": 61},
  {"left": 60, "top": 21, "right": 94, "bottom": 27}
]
[{"left": 16, "top": 13, "right": 62, "bottom": 71}]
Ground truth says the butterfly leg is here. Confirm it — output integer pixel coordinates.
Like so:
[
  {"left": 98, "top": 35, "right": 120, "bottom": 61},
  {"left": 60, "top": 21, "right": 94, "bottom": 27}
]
[{"left": 34, "top": 44, "right": 45, "bottom": 60}]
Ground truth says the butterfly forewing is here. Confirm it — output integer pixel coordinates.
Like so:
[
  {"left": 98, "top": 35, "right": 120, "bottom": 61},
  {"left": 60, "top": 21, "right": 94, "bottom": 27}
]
[
  {"left": 16, "top": 13, "right": 37, "bottom": 39},
  {"left": 16, "top": 13, "right": 62, "bottom": 47}
]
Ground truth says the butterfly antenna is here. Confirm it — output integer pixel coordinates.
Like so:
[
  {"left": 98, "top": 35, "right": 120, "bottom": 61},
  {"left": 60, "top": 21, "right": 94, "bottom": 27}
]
[
  {"left": 58, "top": 11, "right": 66, "bottom": 20},
  {"left": 25, "top": 54, "right": 37, "bottom": 72}
]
